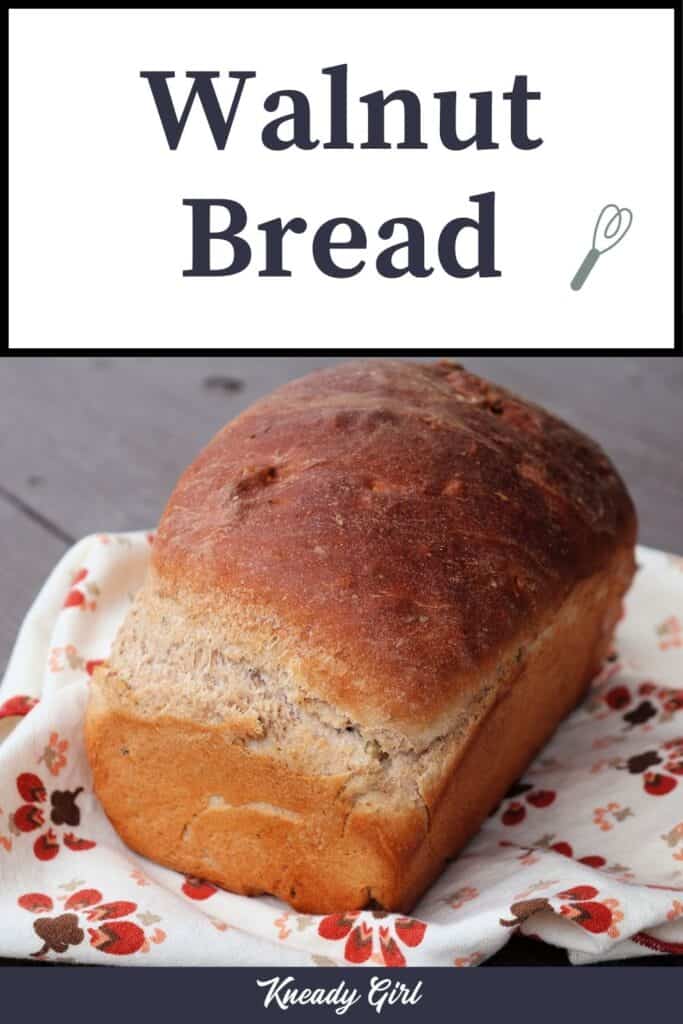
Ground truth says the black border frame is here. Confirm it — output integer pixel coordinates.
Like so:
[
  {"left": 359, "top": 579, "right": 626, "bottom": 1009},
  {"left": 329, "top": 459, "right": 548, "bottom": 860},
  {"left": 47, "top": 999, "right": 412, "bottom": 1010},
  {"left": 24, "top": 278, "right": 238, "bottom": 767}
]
[
  {"left": 2, "top": 7, "right": 683, "bottom": 984},
  {"left": 5, "top": 4, "right": 682, "bottom": 353},
  {"left": 5, "top": 4, "right": 683, "bottom": 356}
]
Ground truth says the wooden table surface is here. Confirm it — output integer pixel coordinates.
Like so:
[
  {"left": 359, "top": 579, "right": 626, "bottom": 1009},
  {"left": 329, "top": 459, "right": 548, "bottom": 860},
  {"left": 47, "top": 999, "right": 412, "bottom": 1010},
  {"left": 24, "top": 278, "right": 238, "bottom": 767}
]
[{"left": 1, "top": 354, "right": 681, "bottom": 968}]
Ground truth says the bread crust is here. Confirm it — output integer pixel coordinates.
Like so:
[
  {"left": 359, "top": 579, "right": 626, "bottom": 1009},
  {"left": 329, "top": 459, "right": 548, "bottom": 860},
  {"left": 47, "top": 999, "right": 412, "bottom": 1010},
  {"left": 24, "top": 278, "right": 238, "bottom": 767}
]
[
  {"left": 85, "top": 359, "right": 637, "bottom": 913},
  {"left": 86, "top": 545, "right": 633, "bottom": 913},
  {"left": 149, "top": 359, "right": 636, "bottom": 735}
]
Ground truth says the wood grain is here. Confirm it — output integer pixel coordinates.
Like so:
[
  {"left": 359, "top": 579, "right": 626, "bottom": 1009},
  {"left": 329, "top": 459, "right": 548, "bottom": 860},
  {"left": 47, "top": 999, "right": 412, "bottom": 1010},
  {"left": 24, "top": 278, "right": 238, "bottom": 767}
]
[
  {"left": 1, "top": 355, "right": 681, "bottom": 666},
  {"left": 0, "top": 498, "right": 70, "bottom": 672}
]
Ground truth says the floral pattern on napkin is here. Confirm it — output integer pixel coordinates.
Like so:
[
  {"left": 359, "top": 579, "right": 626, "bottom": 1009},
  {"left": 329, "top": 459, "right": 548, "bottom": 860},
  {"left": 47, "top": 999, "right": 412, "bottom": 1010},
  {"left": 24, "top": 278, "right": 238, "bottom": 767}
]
[{"left": 0, "top": 533, "right": 681, "bottom": 966}]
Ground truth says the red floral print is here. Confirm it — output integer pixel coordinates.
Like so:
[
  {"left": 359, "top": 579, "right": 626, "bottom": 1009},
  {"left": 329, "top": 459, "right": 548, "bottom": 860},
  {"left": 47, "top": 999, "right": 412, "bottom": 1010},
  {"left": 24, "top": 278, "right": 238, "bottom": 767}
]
[
  {"left": 617, "top": 738, "right": 682, "bottom": 796},
  {"left": 4, "top": 533, "right": 683, "bottom": 967},
  {"left": 556, "top": 885, "right": 622, "bottom": 935},
  {"left": 181, "top": 876, "right": 218, "bottom": 901},
  {"left": 500, "top": 884, "right": 623, "bottom": 938},
  {"left": 64, "top": 889, "right": 105, "bottom": 911},
  {"left": 38, "top": 732, "right": 69, "bottom": 776},
  {"left": 444, "top": 886, "right": 479, "bottom": 911},
  {"left": 453, "top": 952, "right": 484, "bottom": 967},
  {"left": 10, "top": 771, "right": 95, "bottom": 860},
  {"left": 0, "top": 695, "right": 39, "bottom": 720},
  {"left": 499, "top": 782, "right": 557, "bottom": 826},
  {"left": 526, "top": 790, "right": 556, "bottom": 808},
  {"left": 592, "top": 802, "right": 633, "bottom": 831},
  {"left": 317, "top": 911, "right": 427, "bottom": 966},
  {"left": 657, "top": 616, "right": 682, "bottom": 651},
  {"left": 89, "top": 919, "right": 148, "bottom": 955},
  {"left": 663, "top": 692, "right": 683, "bottom": 714},
  {"left": 18, "top": 893, "right": 54, "bottom": 914},
  {"left": 605, "top": 685, "right": 631, "bottom": 710},
  {"left": 17, "top": 772, "right": 46, "bottom": 803},
  {"left": 18, "top": 887, "right": 165, "bottom": 958},
  {"left": 63, "top": 833, "right": 97, "bottom": 851},
  {"left": 513, "top": 836, "right": 609, "bottom": 869},
  {"left": 33, "top": 829, "right": 60, "bottom": 861},
  {"left": 590, "top": 676, "right": 682, "bottom": 727},
  {"left": 666, "top": 899, "right": 683, "bottom": 921},
  {"left": 274, "top": 913, "right": 291, "bottom": 940},
  {"left": 47, "top": 646, "right": 103, "bottom": 678},
  {"left": 130, "top": 868, "right": 151, "bottom": 887},
  {"left": 62, "top": 569, "right": 99, "bottom": 613},
  {"left": 643, "top": 772, "right": 677, "bottom": 796},
  {"left": 660, "top": 823, "right": 683, "bottom": 862},
  {"left": 502, "top": 802, "right": 527, "bottom": 826},
  {"left": 590, "top": 737, "right": 682, "bottom": 798}
]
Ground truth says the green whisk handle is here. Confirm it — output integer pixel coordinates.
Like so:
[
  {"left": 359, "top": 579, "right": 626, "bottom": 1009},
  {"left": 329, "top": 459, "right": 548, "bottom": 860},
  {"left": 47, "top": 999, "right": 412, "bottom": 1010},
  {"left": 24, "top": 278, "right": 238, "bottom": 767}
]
[{"left": 571, "top": 247, "right": 600, "bottom": 291}]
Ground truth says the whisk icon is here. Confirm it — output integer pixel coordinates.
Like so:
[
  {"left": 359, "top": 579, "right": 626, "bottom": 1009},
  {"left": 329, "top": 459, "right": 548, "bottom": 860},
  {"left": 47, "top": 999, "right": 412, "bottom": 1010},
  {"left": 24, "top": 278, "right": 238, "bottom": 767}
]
[{"left": 570, "top": 203, "right": 633, "bottom": 291}]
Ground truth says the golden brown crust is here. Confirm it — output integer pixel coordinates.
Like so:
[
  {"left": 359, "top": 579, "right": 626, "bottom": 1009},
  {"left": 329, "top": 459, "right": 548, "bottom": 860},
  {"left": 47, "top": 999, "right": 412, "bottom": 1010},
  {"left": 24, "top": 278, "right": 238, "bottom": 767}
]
[
  {"left": 86, "top": 545, "right": 634, "bottom": 913},
  {"left": 85, "top": 359, "right": 638, "bottom": 913},
  {"left": 152, "top": 359, "right": 636, "bottom": 731}
]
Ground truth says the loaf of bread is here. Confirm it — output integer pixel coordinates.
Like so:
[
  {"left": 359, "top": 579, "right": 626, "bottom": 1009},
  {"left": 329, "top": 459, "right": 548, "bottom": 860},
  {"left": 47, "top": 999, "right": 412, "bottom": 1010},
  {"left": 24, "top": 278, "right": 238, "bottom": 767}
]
[{"left": 85, "top": 360, "right": 637, "bottom": 913}]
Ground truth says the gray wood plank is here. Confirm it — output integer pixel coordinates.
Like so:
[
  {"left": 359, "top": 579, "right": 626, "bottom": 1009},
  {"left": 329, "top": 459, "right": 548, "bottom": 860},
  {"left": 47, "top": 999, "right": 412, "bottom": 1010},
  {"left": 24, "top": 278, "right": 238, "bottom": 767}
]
[
  {"left": 0, "top": 356, "right": 347, "bottom": 538},
  {"left": 0, "top": 356, "right": 681, "bottom": 676},
  {"left": 0, "top": 496, "right": 70, "bottom": 675},
  {"left": 1, "top": 356, "right": 681, "bottom": 549}
]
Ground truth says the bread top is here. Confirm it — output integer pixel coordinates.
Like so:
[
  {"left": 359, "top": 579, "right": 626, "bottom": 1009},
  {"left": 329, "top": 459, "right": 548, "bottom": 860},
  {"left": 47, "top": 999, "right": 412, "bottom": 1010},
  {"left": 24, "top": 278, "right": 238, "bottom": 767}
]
[{"left": 151, "top": 359, "right": 636, "bottom": 735}]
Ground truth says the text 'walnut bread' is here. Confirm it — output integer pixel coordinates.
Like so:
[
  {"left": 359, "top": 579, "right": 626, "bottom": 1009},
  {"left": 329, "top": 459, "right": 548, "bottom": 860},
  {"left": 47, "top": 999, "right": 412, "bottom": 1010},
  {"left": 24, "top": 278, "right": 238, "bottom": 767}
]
[{"left": 85, "top": 360, "right": 637, "bottom": 913}]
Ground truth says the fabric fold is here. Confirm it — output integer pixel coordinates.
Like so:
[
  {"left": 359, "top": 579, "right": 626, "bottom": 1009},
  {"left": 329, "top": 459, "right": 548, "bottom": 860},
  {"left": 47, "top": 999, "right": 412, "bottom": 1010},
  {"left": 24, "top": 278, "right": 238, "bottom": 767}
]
[{"left": 1, "top": 532, "right": 681, "bottom": 966}]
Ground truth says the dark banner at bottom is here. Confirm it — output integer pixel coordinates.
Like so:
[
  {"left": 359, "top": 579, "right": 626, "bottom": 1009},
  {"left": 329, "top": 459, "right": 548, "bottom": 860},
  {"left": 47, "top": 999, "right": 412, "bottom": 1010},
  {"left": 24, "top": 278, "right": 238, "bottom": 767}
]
[{"left": 0, "top": 966, "right": 680, "bottom": 1021}]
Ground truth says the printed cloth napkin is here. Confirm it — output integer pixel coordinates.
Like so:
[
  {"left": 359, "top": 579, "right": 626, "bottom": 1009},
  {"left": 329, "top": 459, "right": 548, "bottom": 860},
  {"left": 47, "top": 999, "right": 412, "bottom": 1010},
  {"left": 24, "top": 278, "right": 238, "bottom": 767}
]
[{"left": 1, "top": 532, "right": 682, "bottom": 967}]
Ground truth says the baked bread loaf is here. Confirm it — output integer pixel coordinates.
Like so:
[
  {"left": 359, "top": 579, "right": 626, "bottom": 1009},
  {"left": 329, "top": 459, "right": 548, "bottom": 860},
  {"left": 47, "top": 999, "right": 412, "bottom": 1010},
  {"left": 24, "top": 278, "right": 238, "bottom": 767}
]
[{"left": 85, "top": 359, "right": 637, "bottom": 913}]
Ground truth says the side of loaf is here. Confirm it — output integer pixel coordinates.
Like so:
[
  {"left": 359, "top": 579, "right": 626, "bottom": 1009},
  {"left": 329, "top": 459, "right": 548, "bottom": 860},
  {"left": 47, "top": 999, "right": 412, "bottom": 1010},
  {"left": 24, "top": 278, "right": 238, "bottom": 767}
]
[{"left": 85, "top": 359, "right": 637, "bottom": 913}]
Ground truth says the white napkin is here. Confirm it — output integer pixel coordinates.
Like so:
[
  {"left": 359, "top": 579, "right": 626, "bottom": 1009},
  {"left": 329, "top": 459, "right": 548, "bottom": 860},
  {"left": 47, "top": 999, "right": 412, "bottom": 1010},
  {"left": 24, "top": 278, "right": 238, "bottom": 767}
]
[{"left": 1, "top": 533, "right": 682, "bottom": 966}]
